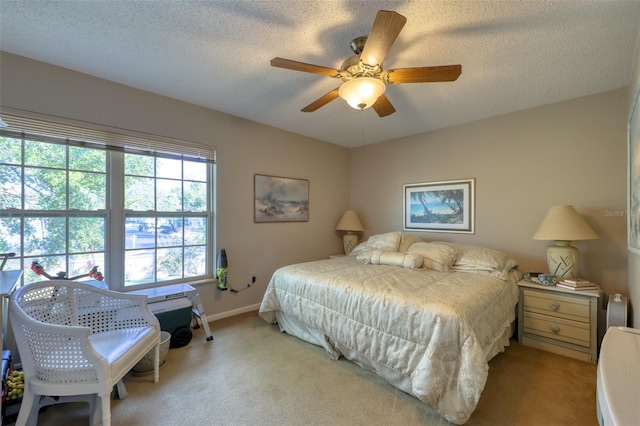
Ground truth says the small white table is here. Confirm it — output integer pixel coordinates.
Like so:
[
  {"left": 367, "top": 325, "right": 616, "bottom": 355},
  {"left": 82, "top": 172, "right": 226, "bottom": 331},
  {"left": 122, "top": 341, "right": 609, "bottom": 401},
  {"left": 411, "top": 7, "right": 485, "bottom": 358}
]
[{"left": 0, "top": 270, "right": 22, "bottom": 421}]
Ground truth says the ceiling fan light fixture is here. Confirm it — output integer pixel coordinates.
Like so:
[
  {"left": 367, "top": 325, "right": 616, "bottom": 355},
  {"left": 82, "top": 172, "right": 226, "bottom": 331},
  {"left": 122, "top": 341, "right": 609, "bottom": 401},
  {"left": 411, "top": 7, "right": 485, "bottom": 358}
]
[
  {"left": 339, "top": 77, "right": 385, "bottom": 110},
  {"left": 271, "top": 11, "right": 460, "bottom": 117}
]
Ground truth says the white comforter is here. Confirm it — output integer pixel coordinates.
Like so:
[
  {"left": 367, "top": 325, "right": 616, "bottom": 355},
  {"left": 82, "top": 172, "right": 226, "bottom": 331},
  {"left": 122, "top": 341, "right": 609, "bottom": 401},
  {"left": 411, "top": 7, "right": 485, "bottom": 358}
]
[{"left": 259, "top": 256, "right": 520, "bottom": 424}]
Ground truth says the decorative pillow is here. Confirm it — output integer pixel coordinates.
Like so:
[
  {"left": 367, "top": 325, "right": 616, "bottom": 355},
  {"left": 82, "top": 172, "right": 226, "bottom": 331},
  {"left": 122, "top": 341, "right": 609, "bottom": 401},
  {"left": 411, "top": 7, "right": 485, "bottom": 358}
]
[
  {"left": 439, "top": 242, "right": 519, "bottom": 280},
  {"left": 398, "top": 233, "right": 424, "bottom": 253},
  {"left": 407, "top": 242, "right": 458, "bottom": 272},
  {"left": 349, "top": 232, "right": 402, "bottom": 257},
  {"left": 360, "top": 250, "right": 423, "bottom": 270}
]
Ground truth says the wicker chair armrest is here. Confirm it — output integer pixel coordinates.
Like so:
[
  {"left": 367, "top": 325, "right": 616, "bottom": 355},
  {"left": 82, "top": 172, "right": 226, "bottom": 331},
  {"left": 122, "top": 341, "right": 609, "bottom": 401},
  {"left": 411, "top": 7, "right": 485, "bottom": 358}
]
[
  {"left": 9, "top": 300, "right": 110, "bottom": 384},
  {"left": 11, "top": 303, "right": 92, "bottom": 338}
]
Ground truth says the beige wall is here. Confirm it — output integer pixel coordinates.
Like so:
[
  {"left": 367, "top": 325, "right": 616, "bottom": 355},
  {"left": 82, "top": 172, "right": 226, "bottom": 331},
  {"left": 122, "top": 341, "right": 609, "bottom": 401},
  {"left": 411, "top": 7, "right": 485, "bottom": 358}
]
[
  {"left": 0, "top": 52, "right": 350, "bottom": 318},
  {"left": 2, "top": 51, "right": 634, "bottom": 327},
  {"left": 349, "top": 89, "right": 629, "bottom": 310}
]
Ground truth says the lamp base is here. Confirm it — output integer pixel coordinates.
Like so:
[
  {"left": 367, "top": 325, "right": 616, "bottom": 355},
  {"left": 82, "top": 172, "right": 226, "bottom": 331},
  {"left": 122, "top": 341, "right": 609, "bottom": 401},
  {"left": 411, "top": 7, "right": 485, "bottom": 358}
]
[
  {"left": 343, "top": 234, "right": 359, "bottom": 255},
  {"left": 546, "top": 242, "right": 579, "bottom": 278}
]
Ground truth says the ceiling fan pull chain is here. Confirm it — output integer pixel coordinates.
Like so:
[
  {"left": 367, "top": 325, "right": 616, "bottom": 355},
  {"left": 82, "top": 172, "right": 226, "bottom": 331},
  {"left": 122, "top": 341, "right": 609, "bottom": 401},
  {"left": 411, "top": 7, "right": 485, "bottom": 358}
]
[{"left": 360, "top": 110, "right": 366, "bottom": 151}]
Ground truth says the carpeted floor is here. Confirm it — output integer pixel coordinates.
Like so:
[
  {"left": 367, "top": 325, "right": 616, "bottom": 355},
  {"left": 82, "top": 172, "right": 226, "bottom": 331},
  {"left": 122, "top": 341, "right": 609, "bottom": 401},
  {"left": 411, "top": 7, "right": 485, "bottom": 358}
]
[{"left": 7, "top": 311, "right": 598, "bottom": 425}]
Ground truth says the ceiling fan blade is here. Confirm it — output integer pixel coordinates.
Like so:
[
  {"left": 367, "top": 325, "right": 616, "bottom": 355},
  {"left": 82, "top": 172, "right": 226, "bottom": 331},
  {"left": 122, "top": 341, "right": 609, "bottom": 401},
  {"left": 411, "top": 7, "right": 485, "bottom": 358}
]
[
  {"left": 371, "top": 94, "right": 395, "bottom": 117},
  {"left": 386, "top": 65, "right": 462, "bottom": 84},
  {"left": 360, "top": 10, "right": 407, "bottom": 67},
  {"left": 271, "top": 58, "right": 340, "bottom": 77},
  {"left": 301, "top": 88, "right": 341, "bottom": 112}
]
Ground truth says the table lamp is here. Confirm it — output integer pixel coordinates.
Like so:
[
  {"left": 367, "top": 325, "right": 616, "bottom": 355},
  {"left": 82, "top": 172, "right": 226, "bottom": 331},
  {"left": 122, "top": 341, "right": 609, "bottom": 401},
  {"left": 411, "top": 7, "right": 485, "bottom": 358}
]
[
  {"left": 532, "top": 205, "right": 598, "bottom": 278},
  {"left": 336, "top": 210, "right": 364, "bottom": 255}
]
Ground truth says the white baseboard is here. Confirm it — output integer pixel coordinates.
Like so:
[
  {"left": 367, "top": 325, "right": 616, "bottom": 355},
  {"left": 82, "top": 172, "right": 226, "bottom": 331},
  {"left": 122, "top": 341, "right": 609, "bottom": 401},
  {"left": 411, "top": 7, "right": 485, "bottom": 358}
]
[{"left": 206, "top": 303, "right": 261, "bottom": 322}]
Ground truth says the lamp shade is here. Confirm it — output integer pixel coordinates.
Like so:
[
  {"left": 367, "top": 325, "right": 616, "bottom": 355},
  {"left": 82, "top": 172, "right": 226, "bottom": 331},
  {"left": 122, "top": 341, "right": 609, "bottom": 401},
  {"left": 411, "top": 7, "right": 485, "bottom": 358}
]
[
  {"left": 338, "top": 77, "right": 385, "bottom": 110},
  {"left": 533, "top": 205, "right": 598, "bottom": 241},
  {"left": 336, "top": 210, "right": 364, "bottom": 232}
]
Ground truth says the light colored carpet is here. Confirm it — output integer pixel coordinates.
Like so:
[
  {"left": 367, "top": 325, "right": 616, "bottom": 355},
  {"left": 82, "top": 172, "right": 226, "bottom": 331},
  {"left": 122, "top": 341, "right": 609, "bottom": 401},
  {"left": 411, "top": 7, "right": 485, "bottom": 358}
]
[{"left": 7, "top": 311, "right": 597, "bottom": 425}]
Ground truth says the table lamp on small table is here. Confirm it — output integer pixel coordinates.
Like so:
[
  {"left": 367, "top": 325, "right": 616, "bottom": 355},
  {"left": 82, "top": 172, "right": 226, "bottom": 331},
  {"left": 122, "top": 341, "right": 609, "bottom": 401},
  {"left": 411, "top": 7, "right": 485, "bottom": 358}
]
[
  {"left": 336, "top": 210, "right": 364, "bottom": 255},
  {"left": 532, "top": 205, "right": 598, "bottom": 278}
]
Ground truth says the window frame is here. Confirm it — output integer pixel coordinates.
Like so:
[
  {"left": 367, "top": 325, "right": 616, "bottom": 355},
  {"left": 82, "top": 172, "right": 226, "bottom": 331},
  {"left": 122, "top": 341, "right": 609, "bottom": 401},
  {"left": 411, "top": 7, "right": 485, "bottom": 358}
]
[
  {"left": 0, "top": 111, "right": 216, "bottom": 291},
  {"left": 112, "top": 151, "right": 215, "bottom": 290}
]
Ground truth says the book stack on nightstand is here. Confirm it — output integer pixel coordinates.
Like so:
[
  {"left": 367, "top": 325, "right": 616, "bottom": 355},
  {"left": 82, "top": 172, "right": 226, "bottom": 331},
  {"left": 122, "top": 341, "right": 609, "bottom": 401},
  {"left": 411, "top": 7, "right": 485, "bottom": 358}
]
[{"left": 555, "top": 278, "right": 599, "bottom": 291}]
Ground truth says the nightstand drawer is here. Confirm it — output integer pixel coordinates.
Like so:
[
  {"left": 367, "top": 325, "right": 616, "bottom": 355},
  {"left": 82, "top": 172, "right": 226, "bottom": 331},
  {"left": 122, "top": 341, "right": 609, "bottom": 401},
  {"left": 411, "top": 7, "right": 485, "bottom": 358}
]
[
  {"left": 522, "top": 288, "right": 590, "bottom": 322},
  {"left": 523, "top": 311, "right": 590, "bottom": 347}
]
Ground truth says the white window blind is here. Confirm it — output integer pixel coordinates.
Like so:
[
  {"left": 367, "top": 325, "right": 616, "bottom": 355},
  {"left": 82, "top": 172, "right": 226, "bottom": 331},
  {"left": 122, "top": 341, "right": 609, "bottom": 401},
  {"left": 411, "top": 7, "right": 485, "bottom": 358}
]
[{"left": 0, "top": 111, "right": 216, "bottom": 164}]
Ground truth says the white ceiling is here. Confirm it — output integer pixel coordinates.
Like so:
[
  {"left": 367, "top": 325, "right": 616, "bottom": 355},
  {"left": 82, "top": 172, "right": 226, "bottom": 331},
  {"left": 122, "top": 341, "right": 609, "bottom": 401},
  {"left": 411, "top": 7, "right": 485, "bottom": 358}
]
[{"left": 1, "top": 1, "right": 640, "bottom": 148}]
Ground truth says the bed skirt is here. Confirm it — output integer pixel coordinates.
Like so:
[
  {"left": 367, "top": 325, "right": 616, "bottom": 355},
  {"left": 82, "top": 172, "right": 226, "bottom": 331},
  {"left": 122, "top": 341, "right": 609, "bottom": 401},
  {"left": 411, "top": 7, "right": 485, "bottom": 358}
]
[{"left": 273, "top": 311, "right": 514, "bottom": 422}]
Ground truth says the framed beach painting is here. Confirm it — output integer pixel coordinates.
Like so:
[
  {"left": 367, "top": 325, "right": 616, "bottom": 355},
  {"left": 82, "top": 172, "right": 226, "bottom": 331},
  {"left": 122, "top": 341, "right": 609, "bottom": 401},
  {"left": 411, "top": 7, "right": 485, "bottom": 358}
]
[
  {"left": 403, "top": 178, "right": 475, "bottom": 233},
  {"left": 254, "top": 174, "right": 309, "bottom": 223},
  {"left": 628, "top": 88, "right": 640, "bottom": 255}
]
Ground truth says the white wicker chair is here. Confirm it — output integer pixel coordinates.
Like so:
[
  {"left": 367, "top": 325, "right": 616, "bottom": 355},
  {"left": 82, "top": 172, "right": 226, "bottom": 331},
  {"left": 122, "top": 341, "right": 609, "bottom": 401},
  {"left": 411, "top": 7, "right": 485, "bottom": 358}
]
[{"left": 9, "top": 280, "right": 161, "bottom": 426}]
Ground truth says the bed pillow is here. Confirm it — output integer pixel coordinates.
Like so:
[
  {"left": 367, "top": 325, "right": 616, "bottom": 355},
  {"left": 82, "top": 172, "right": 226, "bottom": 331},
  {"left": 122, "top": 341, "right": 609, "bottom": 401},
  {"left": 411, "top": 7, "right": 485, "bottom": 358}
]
[
  {"left": 398, "top": 233, "right": 424, "bottom": 253},
  {"left": 406, "top": 242, "right": 458, "bottom": 272},
  {"left": 360, "top": 250, "right": 423, "bottom": 270},
  {"left": 349, "top": 231, "right": 402, "bottom": 257},
  {"left": 440, "top": 242, "right": 518, "bottom": 279}
]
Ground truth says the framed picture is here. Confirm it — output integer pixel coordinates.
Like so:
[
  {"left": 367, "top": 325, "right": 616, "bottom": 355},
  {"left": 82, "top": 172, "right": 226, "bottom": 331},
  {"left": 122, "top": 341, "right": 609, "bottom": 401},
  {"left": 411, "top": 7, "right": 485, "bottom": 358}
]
[
  {"left": 628, "top": 88, "right": 640, "bottom": 255},
  {"left": 403, "top": 178, "right": 475, "bottom": 233},
  {"left": 254, "top": 174, "right": 309, "bottom": 223}
]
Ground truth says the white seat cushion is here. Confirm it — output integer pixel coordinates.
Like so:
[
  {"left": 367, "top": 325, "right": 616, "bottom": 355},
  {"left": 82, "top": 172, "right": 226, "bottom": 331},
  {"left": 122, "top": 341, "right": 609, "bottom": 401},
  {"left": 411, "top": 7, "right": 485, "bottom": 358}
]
[{"left": 89, "top": 327, "right": 158, "bottom": 379}]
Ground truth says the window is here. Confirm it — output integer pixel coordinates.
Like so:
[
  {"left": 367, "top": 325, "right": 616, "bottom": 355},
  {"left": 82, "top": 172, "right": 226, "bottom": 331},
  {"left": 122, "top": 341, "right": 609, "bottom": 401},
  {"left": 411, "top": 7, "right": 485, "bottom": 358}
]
[
  {"left": 122, "top": 154, "right": 209, "bottom": 286},
  {"left": 0, "top": 113, "right": 215, "bottom": 290},
  {"left": 0, "top": 138, "right": 107, "bottom": 284}
]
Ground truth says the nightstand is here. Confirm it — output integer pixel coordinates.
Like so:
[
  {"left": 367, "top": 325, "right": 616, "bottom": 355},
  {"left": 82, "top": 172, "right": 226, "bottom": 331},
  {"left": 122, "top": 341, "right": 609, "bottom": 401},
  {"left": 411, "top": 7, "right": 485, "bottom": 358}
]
[{"left": 517, "top": 280, "right": 600, "bottom": 363}]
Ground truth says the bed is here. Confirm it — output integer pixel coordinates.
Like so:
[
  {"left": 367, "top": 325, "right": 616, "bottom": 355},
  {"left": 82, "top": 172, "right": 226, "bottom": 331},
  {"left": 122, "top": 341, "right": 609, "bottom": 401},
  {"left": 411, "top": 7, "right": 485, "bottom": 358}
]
[{"left": 259, "top": 232, "right": 522, "bottom": 424}]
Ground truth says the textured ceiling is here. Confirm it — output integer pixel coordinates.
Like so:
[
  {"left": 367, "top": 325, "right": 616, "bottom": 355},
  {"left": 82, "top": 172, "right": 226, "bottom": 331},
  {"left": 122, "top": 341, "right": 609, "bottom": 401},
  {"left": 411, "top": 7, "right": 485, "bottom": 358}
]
[{"left": 1, "top": 1, "right": 640, "bottom": 148}]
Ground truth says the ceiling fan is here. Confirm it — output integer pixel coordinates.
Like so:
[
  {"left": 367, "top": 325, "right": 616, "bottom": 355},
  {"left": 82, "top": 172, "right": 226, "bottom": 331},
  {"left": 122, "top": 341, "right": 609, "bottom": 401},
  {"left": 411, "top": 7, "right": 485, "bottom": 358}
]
[{"left": 271, "top": 10, "right": 462, "bottom": 117}]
